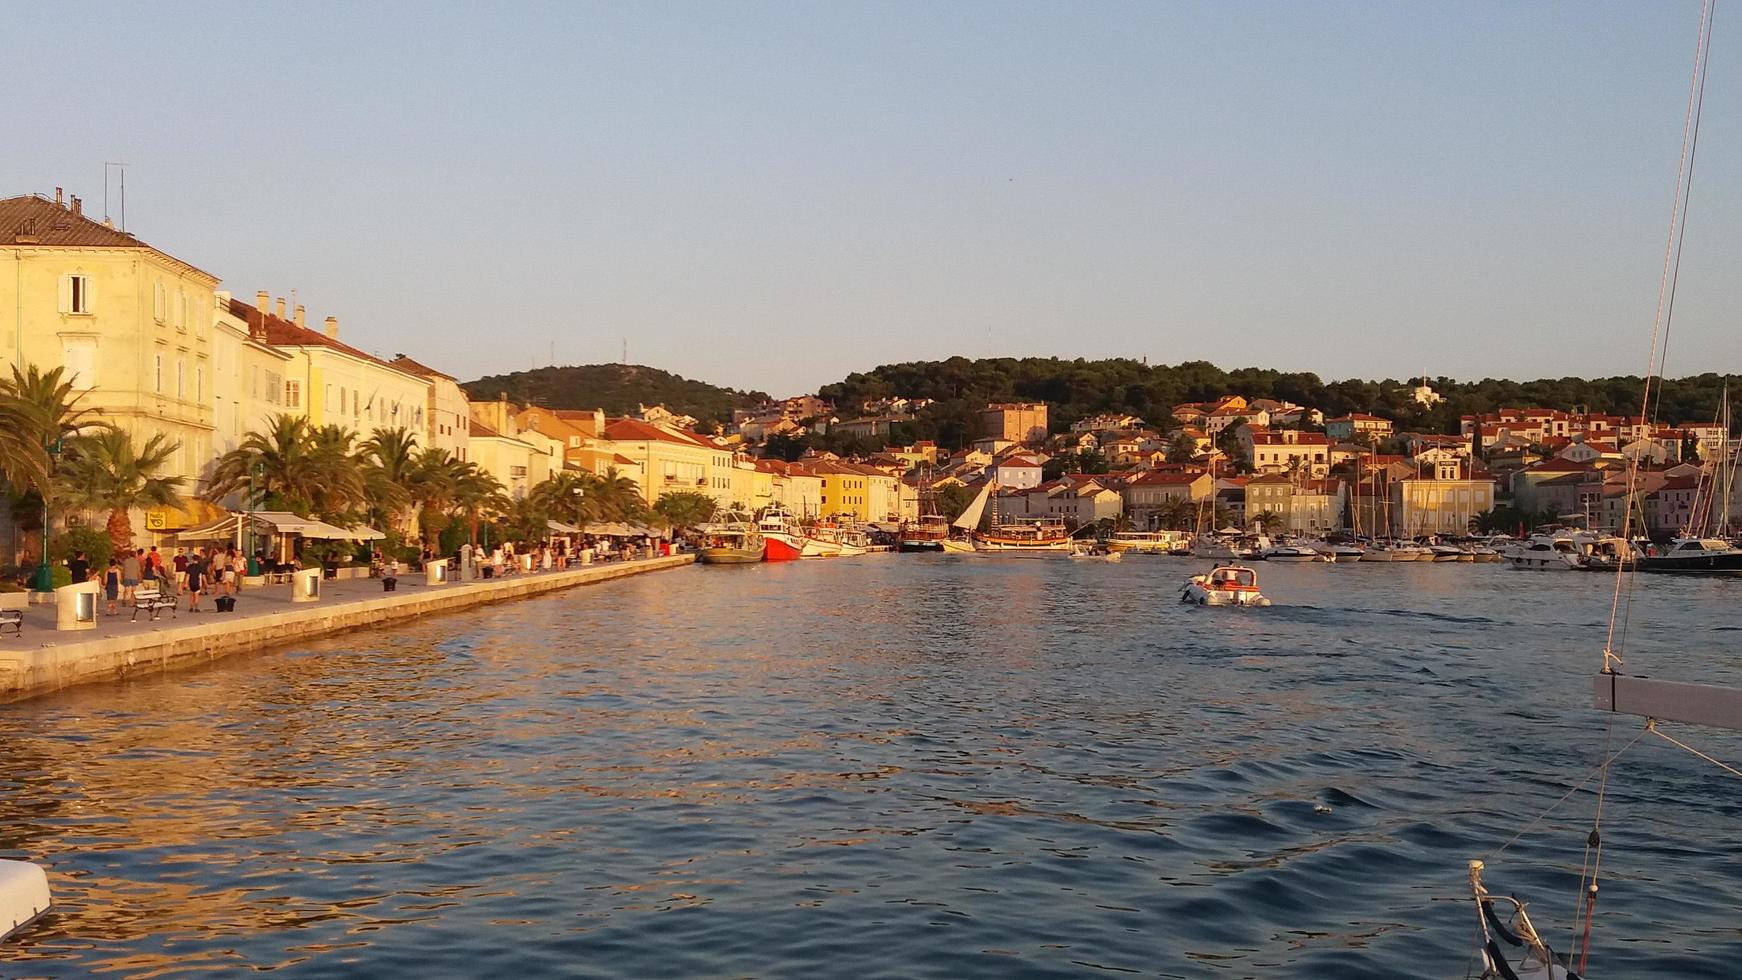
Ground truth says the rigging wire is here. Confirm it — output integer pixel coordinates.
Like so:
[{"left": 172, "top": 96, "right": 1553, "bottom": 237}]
[
  {"left": 1603, "top": 0, "right": 1718, "bottom": 672},
  {"left": 1650, "top": 720, "right": 1742, "bottom": 780}
]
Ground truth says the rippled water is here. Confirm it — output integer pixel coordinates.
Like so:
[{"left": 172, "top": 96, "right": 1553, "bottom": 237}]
[{"left": 3, "top": 557, "right": 1740, "bottom": 978}]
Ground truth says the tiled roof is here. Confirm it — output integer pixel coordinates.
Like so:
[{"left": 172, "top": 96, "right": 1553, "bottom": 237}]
[
  {"left": 2, "top": 193, "right": 216, "bottom": 277},
  {"left": 228, "top": 297, "right": 425, "bottom": 378},
  {"left": 388, "top": 354, "right": 457, "bottom": 382},
  {"left": 603, "top": 417, "right": 714, "bottom": 448}
]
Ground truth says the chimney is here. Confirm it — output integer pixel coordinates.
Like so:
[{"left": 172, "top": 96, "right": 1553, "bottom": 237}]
[
  {"left": 255, "top": 290, "right": 270, "bottom": 314},
  {"left": 294, "top": 304, "right": 306, "bottom": 327},
  {"left": 71, "top": 196, "right": 81, "bottom": 216},
  {"left": 54, "top": 187, "right": 63, "bottom": 207},
  {"left": 324, "top": 315, "right": 339, "bottom": 340},
  {"left": 275, "top": 297, "right": 286, "bottom": 319}
]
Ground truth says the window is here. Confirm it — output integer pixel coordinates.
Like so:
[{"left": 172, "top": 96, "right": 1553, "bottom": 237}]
[
  {"left": 175, "top": 291, "right": 186, "bottom": 330},
  {"left": 195, "top": 364, "right": 204, "bottom": 403},
  {"left": 340, "top": 388, "right": 347, "bottom": 414},
  {"left": 285, "top": 379, "right": 301, "bottom": 408},
  {"left": 63, "top": 339, "right": 96, "bottom": 388},
  {"left": 61, "top": 275, "right": 92, "bottom": 314},
  {"left": 265, "top": 371, "right": 282, "bottom": 405},
  {"left": 154, "top": 353, "right": 164, "bottom": 393},
  {"left": 324, "top": 384, "right": 333, "bottom": 412},
  {"left": 153, "top": 281, "right": 166, "bottom": 322},
  {"left": 176, "top": 358, "right": 186, "bottom": 399}
]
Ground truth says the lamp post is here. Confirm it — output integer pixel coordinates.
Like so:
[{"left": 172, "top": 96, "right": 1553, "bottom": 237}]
[
  {"left": 33, "top": 437, "right": 62, "bottom": 593},
  {"left": 245, "top": 462, "right": 261, "bottom": 576}
]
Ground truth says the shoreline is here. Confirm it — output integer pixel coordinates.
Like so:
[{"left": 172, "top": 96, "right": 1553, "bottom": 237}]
[{"left": 0, "top": 554, "right": 694, "bottom": 704}]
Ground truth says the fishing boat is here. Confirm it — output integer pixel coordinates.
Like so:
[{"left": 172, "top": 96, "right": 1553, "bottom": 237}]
[
  {"left": 696, "top": 511, "right": 765, "bottom": 564},
  {"left": 758, "top": 504, "right": 811, "bottom": 562},
  {"left": 1180, "top": 565, "right": 1271, "bottom": 607}
]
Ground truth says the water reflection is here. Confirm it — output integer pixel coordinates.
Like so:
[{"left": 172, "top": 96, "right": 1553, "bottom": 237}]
[{"left": 2, "top": 559, "right": 1740, "bottom": 977}]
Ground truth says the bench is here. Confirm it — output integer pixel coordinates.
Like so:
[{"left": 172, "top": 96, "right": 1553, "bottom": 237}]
[
  {"left": 0, "top": 609, "right": 20, "bottom": 636},
  {"left": 131, "top": 587, "right": 180, "bottom": 622}
]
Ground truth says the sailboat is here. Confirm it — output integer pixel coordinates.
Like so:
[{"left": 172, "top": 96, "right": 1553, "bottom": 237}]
[
  {"left": 1470, "top": 5, "right": 1741, "bottom": 976},
  {"left": 899, "top": 468, "right": 950, "bottom": 552},
  {"left": 970, "top": 481, "right": 1073, "bottom": 555}
]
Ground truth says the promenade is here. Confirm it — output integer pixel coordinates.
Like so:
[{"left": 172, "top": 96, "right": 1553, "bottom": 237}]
[{"left": 0, "top": 554, "right": 695, "bottom": 703}]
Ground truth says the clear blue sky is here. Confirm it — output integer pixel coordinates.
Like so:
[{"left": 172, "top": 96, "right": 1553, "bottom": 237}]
[{"left": 6, "top": 2, "right": 1736, "bottom": 397}]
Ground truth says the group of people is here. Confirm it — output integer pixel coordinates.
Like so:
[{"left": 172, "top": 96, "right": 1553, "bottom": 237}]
[{"left": 67, "top": 545, "right": 250, "bottom": 615}]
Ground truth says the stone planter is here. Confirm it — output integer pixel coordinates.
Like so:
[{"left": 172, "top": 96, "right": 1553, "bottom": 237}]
[{"left": 0, "top": 591, "right": 29, "bottom": 612}]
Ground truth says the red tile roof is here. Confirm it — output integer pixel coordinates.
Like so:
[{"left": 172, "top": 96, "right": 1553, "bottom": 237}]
[
  {"left": 228, "top": 297, "right": 423, "bottom": 377},
  {"left": 388, "top": 353, "right": 457, "bottom": 382},
  {"left": 603, "top": 417, "right": 714, "bottom": 448},
  {"left": 2, "top": 193, "right": 217, "bottom": 277}
]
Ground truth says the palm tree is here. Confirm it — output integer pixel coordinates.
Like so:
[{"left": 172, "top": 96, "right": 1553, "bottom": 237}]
[
  {"left": 1252, "top": 510, "right": 1284, "bottom": 534},
  {"left": 56, "top": 430, "right": 185, "bottom": 555},
  {"left": 206, "top": 414, "right": 324, "bottom": 515},
  {"left": 2, "top": 365, "right": 110, "bottom": 577},
  {"left": 307, "top": 424, "right": 368, "bottom": 520},
  {"left": 654, "top": 490, "right": 716, "bottom": 531},
  {"left": 530, "top": 471, "right": 593, "bottom": 526},
  {"left": 409, "top": 447, "right": 464, "bottom": 543},
  {"left": 0, "top": 384, "right": 49, "bottom": 494},
  {"left": 358, "top": 426, "right": 420, "bottom": 533},
  {"left": 588, "top": 468, "right": 648, "bottom": 522},
  {"left": 450, "top": 462, "right": 506, "bottom": 547},
  {"left": 1156, "top": 497, "right": 1195, "bottom": 531}
]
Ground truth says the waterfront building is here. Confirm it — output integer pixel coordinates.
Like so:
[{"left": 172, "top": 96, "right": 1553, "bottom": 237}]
[
  {"left": 235, "top": 294, "right": 432, "bottom": 442},
  {"left": 1388, "top": 459, "right": 1497, "bottom": 536},
  {"left": 1244, "top": 474, "right": 1294, "bottom": 528},
  {"left": 989, "top": 455, "right": 1043, "bottom": 490},
  {"left": 0, "top": 192, "right": 221, "bottom": 487},
  {"left": 981, "top": 402, "right": 1049, "bottom": 445},
  {"left": 1122, "top": 470, "right": 1213, "bottom": 529},
  {"left": 389, "top": 355, "right": 472, "bottom": 461},
  {"left": 602, "top": 417, "right": 727, "bottom": 506},
  {"left": 468, "top": 420, "right": 552, "bottom": 501},
  {"left": 210, "top": 292, "right": 298, "bottom": 475}
]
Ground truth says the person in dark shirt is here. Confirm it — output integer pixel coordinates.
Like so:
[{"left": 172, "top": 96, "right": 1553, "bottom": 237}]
[
  {"left": 185, "top": 550, "right": 206, "bottom": 611},
  {"left": 66, "top": 551, "right": 90, "bottom": 584}
]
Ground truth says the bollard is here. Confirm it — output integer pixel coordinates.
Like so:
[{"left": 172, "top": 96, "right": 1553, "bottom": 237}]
[{"left": 53, "top": 581, "right": 101, "bottom": 631}]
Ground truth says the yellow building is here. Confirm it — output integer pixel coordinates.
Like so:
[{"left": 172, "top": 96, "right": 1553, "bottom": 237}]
[
  {"left": 982, "top": 402, "right": 1049, "bottom": 445},
  {"left": 1, "top": 191, "right": 221, "bottom": 486},
  {"left": 811, "top": 460, "right": 902, "bottom": 523},
  {"left": 231, "top": 294, "right": 432, "bottom": 441},
  {"left": 1390, "top": 460, "right": 1496, "bottom": 535},
  {"left": 209, "top": 293, "right": 298, "bottom": 496},
  {"left": 603, "top": 418, "right": 723, "bottom": 506},
  {"left": 389, "top": 355, "right": 472, "bottom": 463},
  {"left": 468, "top": 420, "right": 553, "bottom": 501}
]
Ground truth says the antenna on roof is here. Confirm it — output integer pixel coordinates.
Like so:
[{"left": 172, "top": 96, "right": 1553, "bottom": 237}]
[{"left": 103, "top": 162, "right": 127, "bottom": 231}]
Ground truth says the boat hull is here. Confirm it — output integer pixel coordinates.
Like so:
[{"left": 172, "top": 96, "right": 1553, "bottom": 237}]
[
  {"left": 699, "top": 547, "right": 764, "bottom": 564},
  {"left": 763, "top": 533, "right": 805, "bottom": 562},
  {"left": 1639, "top": 554, "right": 1742, "bottom": 574},
  {"left": 898, "top": 539, "right": 945, "bottom": 552}
]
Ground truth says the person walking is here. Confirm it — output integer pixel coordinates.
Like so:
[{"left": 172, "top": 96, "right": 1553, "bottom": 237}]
[
  {"left": 121, "top": 549, "right": 142, "bottom": 602},
  {"left": 67, "top": 550, "right": 90, "bottom": 586},
  {"left": 185, "top": 549, "right": 206, "bottom": 612},
  {"left": 102, "top": 558, "right": 121, "bottom": 615},
  {"left": 173, "top": 548, "right": 189, "bottom": 592},
  {"left": 230, "top": 550, "right": 246, "bottom": 593}
]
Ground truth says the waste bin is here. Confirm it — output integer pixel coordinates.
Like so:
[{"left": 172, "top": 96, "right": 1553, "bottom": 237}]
[
  {"left": 383, "top": 577, "right": 397, "bottom": 592},
  {"left": 482, "top": 566, "right": 494, "bottom": 579},
  {"left": 54, "top": 581, "right": 100, "bottom": 631},
  {"left": 292, "top": 567, "right": 321, "bottom": 602}
]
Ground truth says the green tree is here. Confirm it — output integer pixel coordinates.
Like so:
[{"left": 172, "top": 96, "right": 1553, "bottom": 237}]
[
  {"left": 653, "top": 490, "right": 716, "bottom": 530},
  {"left": 1251, "top": 509, "right": 1284, "bottom": 534},
  {"left": 935, "top": 483, "right": 978, "bottom": 522},
  {"left": 206, "top": 415, "right": 328, "bottom": 516},
  {"left": 358, "top": 426, "right": 420, "bottom": 533},
  {"left": 1166, "top": 433, "right": 1197, "bottom": 464},
  {"left": 56, "top": 430, "right": 185, "bottom": 555}
]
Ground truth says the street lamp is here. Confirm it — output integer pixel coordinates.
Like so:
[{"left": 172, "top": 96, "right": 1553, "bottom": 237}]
[
  {"left": 33, "top": 437, "right": 62, "bottom": 594},
  {"left": 245, "top": 462, "right": 262, "bottom": 576}
]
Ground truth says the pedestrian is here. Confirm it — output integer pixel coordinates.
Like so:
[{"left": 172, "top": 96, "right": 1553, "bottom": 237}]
[
  {"left": 185, "top": 550, "right": 205, "bottom": 612},
  {"left": 103, "top": 558, "right": 121, "bottom": 614},
  {"left": 121, "top": 549, "right": 142, "bottom": 601},
  {"left": 173, "top": 547, "right": 189, "bottom": 591},
  {"left": 147, "top": 546, "right": 164, "bottom": 581},
  {"left": 231, "top": 550, "right": 246, "bottom": 593},
  {"left": 67, "top": 550, "right": 90, "bottom": 585}
]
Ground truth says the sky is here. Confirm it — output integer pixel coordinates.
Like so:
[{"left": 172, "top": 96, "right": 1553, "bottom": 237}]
[{"left": 5, "top": 2, "right": 1737, "bottom": 397}]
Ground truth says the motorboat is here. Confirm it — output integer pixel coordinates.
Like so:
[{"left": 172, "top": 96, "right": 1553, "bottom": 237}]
[
  {"left": 758, "top": 505, "right": 808, "bottom": 562},
  {"left": 1181, "top": 565, "right": 1271, "bottom": 607},
  {"left": 1427, "top": 543, "right": 1466, "bottom": 562},
  {"left": 1315, "top": 541, "right": 1366, "bottom": 562},
  {"left": 1069, "top": 541, "right": 1123, "bottom": 562},
  {"left": 1507, "top": 534, "right": 1586, "bottom": 571},
  {"left": 1359, "top": 540, "right": 1417, "bottom": 562},
  {"left": 1106, "top": 530, "right": 1191, "bottom": 555},
  {"left": 1639, "top": 537, "right": 1742, "bottom": 575},
  {"left": 1263, "top": 543, "right": 1327, "bottom": 562}
]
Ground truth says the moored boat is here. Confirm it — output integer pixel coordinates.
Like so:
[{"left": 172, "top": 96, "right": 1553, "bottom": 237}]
[
  {"left": 697, "top": 512, "right": 766, "bottom": 564},
  {"left": 1639, "top": 536, "right": 1742, "bottom": 575}
]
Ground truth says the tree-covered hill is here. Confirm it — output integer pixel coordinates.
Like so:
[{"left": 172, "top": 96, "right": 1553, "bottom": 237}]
[
  {"left": 464, "top": 364, "right": 767, "bottom": 428},
  {"left": 818, "top": 357, "right": 1739, "bottom": 447}
]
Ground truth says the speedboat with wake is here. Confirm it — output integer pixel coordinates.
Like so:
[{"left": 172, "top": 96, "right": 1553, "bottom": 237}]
[{"left": 1181, "top": 565, "right": 1271, "bottom": 607}]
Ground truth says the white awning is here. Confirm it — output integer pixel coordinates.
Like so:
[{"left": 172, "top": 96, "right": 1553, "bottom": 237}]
[{"left": 547, "top": 519, "right": 581, "bottom": 535}]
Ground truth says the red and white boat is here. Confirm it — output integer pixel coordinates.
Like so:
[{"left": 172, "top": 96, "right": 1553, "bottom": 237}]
[{"left": 758, "top": 505, "right": 846, "bottom": 560}]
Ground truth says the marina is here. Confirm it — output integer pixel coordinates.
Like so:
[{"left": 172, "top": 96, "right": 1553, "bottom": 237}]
[{"left": 1, "top": 557, "right": 1737, "bottom": 977}]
